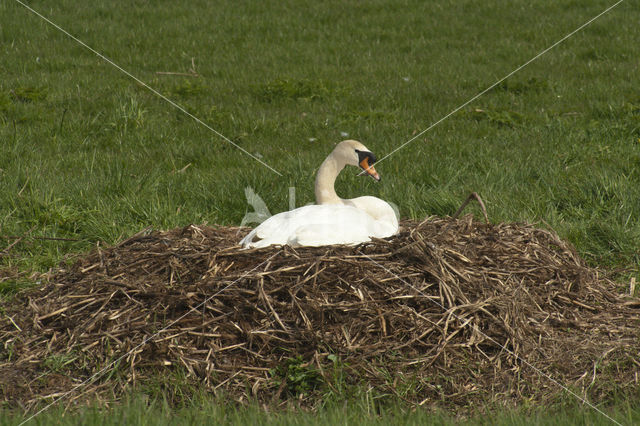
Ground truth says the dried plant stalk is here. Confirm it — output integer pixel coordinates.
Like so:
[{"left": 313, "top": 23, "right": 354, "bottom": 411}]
[{"left": 1, "top": 217, "right": 639, "bottom": 410}]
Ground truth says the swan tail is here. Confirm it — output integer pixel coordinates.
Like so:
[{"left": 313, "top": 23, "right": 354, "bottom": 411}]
[{"left": 239, "top": 229, "right": 258, "bottom": 248}]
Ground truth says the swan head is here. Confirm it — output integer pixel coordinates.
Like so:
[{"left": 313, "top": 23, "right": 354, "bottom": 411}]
[{"left": 334, "top": 140, "right": 381, "bottom": 181}]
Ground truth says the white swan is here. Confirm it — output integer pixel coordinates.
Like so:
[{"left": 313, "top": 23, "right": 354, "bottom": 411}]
[{"left": 240, "top": 140, "right": 399, "bottom": 248}]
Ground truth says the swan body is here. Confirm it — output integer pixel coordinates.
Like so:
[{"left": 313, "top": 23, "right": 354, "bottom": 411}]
[
  {"left": 240, "top": 140, "right": 399, "bottom": 248},
  {"left": 240, "top": 203, "right": 397, "bottom": 248}
]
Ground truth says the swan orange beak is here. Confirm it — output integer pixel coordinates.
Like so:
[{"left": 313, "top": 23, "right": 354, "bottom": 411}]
[{"left": 358, "top": 157, "right": 381, "bottom": 181}]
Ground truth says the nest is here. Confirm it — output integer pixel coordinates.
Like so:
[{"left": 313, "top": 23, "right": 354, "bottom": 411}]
[{"left": 1, "top": 216, "right": 639, "bottom": 410}]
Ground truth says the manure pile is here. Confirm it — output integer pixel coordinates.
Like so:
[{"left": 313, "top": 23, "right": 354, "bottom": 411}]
[{"left": 1, "top": 216, "right": 639, "bottom": 409}]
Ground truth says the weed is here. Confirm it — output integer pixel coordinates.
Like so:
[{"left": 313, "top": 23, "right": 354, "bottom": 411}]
[
  {"left": 43, "top": 352, "right": 77, "bottom": 373},
  {"left": 269, "top": 356, "right": 323, "bottom": 397},
  {"left": 108, "top": 95, "right": 147, "bottom": 132},
  {"left": 0, "top": 277, "right": 37, "bottom": 296}
]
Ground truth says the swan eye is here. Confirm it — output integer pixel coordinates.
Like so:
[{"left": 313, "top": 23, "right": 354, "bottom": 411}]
[
  {"left": 356, "top": 150, "right": 377, "bottom": 166},
  {"left": 355, "top": 150, "right": 381, "bottom": 181}
]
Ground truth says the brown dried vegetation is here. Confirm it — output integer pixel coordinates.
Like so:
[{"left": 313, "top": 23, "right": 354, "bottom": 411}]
[{"left": 1, "top": 216, "right": 639, "bottom": 410}]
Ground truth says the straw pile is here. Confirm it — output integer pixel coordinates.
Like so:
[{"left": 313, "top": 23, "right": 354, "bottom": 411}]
[{"left": 1, "top": 216, "right": 639, "bottom": 410}]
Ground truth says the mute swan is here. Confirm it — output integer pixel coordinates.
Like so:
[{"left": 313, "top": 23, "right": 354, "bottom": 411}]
[{"left": 240, "top": 140, "right": 399, "bottom": 248}]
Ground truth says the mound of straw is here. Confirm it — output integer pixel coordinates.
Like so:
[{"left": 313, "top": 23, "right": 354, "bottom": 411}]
[{"left": 1, "top": 216, "right": 639, "bottom": 410}]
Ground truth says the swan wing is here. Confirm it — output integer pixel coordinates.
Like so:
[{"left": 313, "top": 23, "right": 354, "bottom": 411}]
[
  {"left": 241, "top": 204, "right": 390, "bottom": 248},
  {"left": 344, "top": 196, "right": 399, "bottom": 237}
]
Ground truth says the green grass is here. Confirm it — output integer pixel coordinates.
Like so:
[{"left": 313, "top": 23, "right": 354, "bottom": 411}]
[
  {"left": 1, "top": 0, "right": 640, "bottom": 422},
  {"left": 2, "top": 396, "right": 640, "bottom": 426},
  {"left": 1, "top": 0, "right": 639, "bottom": 272}
]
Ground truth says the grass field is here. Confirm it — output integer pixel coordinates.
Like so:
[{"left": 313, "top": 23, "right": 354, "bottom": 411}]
[
  {"left": 1, "top": 0, "right": 639, "bottom": 423},
  {"left": 3, "top": 397, "right": 640, "bottom": 426}
]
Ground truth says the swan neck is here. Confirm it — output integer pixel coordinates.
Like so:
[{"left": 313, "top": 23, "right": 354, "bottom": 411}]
[{"left": 315, "top": 155, "right": 344, "bottom": 204}]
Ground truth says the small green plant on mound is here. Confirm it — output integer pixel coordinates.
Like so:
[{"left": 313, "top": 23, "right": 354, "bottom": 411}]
[
  {"left": 42, "top": 352, "right": 78, "bottom": 374},
  {"left": 0, "top": 276, "right": 29, "bottom": 297},
  {"left": 269, "top": 356, "right": 323, "bottom": 398}
]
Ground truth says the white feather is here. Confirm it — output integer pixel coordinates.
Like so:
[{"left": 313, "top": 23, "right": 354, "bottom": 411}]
[{"left": 240, "top": 204, "right": 397, "bottom": 248}]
